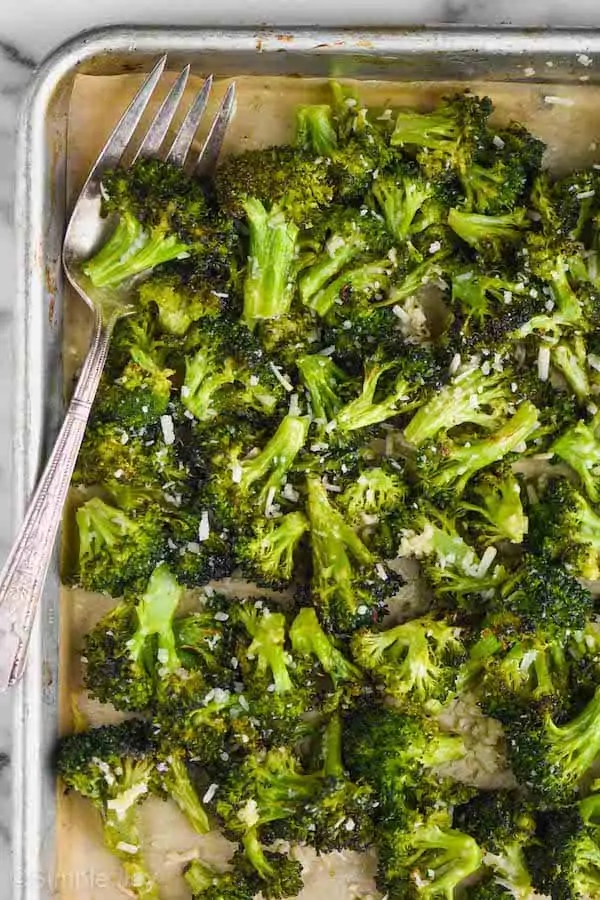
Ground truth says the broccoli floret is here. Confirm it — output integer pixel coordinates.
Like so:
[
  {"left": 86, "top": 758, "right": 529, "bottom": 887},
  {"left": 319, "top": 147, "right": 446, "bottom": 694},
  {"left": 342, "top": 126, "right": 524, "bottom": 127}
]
[
  {"left": 331, "top": 352, "right": 439, "bottom": 435},
  {"left": 504, "top": 686, "right": 600, "bottom": 803},
  {"left": 94, "top": 346, "right": 174, "bottom": 430},
  {"left": 241, "top": 199, "right": 299, "bottom": 328},
  {"left": 164, "top": 507, "right": 234, "bottom": 588},
  {"left": 553, "top": 411, "right": 600, "bottom": 502},
  {"left": 83, "top": 564, "right": 182, "bottom": 710},
  {"left": 74, "top": 497, "right": 169, "bottom": 597},
  {"left": 459, "top": 625, "right": 570, "bottom": 721},
  {"left": 404, "top": 363, "right": 513, "bottom": 447},
  {"left": 448, "top": 207, "right": 530, "bottom": 261},
  {"left": 302, "top": 713, "right": 376, "bottom": 853},
  {"left": 529, "top": 477, "right": 600, "bottom": 579},
  {"left": 461, "top": 467, "right": 528, "bottom": 545},
  {"left": 371, "top": 166, "right": 445, "bottom": 245},
  {"left": 415, "top": 401, "right": 540, "bottom": 499},
  {"left": 290, "top": 607, "right": 361, "bottom": 686},
  {"left": 137, "top": 271, "right": 223, "bottom": 337},
  {"left": 83, "top": 158, "right": 218, "bottom": 288},
  {"left": 214, "top": 747, "right": 316, "bottom": 888},
  {"left": 56, "top": 720, "right": 160, "bottom": 899},
  {"left": 447, "top": 266, "right": 536, "bottom": 349},
  {"left": 208, "top": 413, "right": 310, "bottom": 525},
  {"left": 184, "top": 857, "right": 257, "bottom": 900},
  {"left": 397, "top": 506, "right": 507, "bottom": 606},
  {"left": 296, "top": 83, "right": 396, "bottom": 201},
  {"left": 376, "top": 808, "right": 484, "bottom": 900},
  {"left": 500, "top": 552, "right": 593, "bottom": 633},
  {"left": 391, "top": 93, "right": 492, "bottom": 164},
  {"left": 297, "top": 353, "right": 354, "bottom": 433},
  {"left": 343, "top": 705, "right": 466, "bottom": 820},
  {"left": 74, "top": 419, "right": 187, "bottom": 492},
  {"left": 351, "top": 616, "right": 463, "bottom": 711},
  {"left": 525, "top": 799, "right": 600, "bottom": 899},
  {"left": 155, "top": 750, "right": 211, "bottom": 835},
  {"left": 306, "top": 475, "right": 399, "bottom": 633},
  {"left": 215, "top": 144, "right": 334, "bottom": 225},
  {"left": 298, "top": 209, "right": 392, "bottom": 316},
  {"left": 337, "top": 463, "right": 407, "bottom": 555},
  {"left": 454, "top": 791, "right": 536, "bottom": 900},
  {"left": 235, "top": 511, "right": 309, "bottom": 589}
]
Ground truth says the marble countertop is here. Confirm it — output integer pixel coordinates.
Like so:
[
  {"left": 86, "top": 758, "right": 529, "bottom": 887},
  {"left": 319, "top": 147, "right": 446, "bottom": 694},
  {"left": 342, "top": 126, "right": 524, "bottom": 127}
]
[{"left": 2, "top": 1, "right": 600, "bottom": 895}]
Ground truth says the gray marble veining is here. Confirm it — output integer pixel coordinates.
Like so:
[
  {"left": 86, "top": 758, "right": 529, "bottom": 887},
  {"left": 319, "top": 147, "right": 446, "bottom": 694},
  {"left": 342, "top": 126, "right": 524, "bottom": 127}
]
[{"left": 2, "top": 3, "right": 600, "bottom": 896}]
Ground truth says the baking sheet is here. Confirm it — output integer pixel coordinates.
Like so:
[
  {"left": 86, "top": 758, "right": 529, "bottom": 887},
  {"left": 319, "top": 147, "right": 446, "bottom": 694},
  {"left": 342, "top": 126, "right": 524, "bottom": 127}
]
[{"left": 57, "top": 70, "right": 600, "bottom": 899}]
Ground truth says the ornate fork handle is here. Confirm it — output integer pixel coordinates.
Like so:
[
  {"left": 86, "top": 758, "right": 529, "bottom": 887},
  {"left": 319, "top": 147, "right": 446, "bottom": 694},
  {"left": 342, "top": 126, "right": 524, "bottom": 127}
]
[{"left": 0, "top": 318, "right": 112, "bottom": 691}]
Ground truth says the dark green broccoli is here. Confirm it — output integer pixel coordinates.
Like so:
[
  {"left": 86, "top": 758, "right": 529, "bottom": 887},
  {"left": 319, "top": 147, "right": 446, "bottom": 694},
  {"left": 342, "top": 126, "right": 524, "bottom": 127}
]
[
  {"left": 525, "top": 796, "right": 600, "bottom": 899},
  {"left": 453, "top": 791, "right": 536, "bottom": 900},
  {"left": 376, "top": 807, "right": 484, "bottom": 900},
  {"left": 306, "top": 475, "right": 400, "bottom": 633},
  {"left": 448, "top": 206, "right": 530, "bottom": 261},
  {"left": 235, "top": 511, "right": 309, "bottom": 589},
  {"left": 351, "top": 616, "right": 463, "bottom": 711},
  {"left": 528, "top": 477, "right": 600, "bottom": 580},
  {"left": 83, "top": 563, "right": 182, "bottom": 710},
  {"left": 164, "top": 507, "right": 234, "bottom": 588},
  {"left": 215, "top": 144, "right": 334, "bottom": 225},
  {"left": 74, "top": 497, "right": 169, "bottom": 597},
  {"left": 499, "top": 552, "right": 593, "bottom": 633},
  {"left": 504, "top": 686, "right": 600, "bottom": 803},
  {"left": 56, "top": 720, "right": 160, "bottom": 899},
  {"left": 296, "top": 82, "right": 397, "bottom": 201},
  {"left": 343, "top": 704, "right": 466, "bottom": 820},
  {"left": 94, "top": 346, "right": 174, "bottom": 430},
  {"left": 297, "top": 353, "right": 355, "bottom": 431},
  {"left": 84, "top": 158, "right": 223, "bottom": 289},
  {"left": 184, "top": 857, "right": 258, "bottom": 900},
  {"left": 137, "top": 271, "right": 223, "bottom": 337}
]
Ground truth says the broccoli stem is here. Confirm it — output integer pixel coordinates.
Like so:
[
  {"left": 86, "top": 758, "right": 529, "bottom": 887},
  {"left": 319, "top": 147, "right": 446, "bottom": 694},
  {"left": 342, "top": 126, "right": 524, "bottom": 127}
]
[
  {"left": 183, "top": 348, "right": 236, "bottom": 421},
  {"left": 308, "top": 259, "right": 392, "bottom": 317},
  {"left": 295, "top": 104, "right": 338, "bottom": 156},
  {"left": 432, "top": 401, "right": 540, "bottom": 494},
  {"left": 372, "top": 176, "right": 432, "bottom": 242},
  {"left": 553, "top": 414, "right": 600, "bottom": 503},
  {"left": 159, "top": 755, "right": 210, "bottom": 834},
  {"left": 120, "top": 862, "right": 160, "bottom": 900},
  {"left": 299, "top": 233, "right": 365, "bottom": 307},
  {"left": 552, "top": 340, "right": 590, "bottom": 401},
  {"left": 242, "top": 198, "right": 299, "bottom": 327},
  {"left": 240, "top": 414, "right": 310, "bottom": 496},
  {"left": 333, "top": 362, "right": 413, "bottom": 433},
  {"left": 183, "top": 859, "right": 215, "bottom": 893},
  {"left": 76, "top": 497, "right": 134, "bottom": 560},
  {"left": 243, "top": 827, "right": 275, "bottom": 881},
  {"left": 289, "top": 607, "right": 360, "bottom": 684},
  {"left": 391, "top": 109, "right": 459, "bottom": 149},
  {"left": 297, "top": 354, "right": 348, "bottom": 424},
  {"left": 239, "top": 608, "right": 293, "bottom": 694},
  {"left": 84, "top": 211, "right": 189, "bottom": 288},
  {"left": 126, "top": 564, "right": 182, "bottom": 674},
  {"left": 448, "top": 207, "right": 528, "bottom": 248},
  {"left": 376, "top": 253, "right": 448, "bottom": 307},
  {"left": 406, "top": 821, "right": 484, "bottom": 894},
  {"left": 307, "top": 476, "right": 374, "bottom": 571},
  {"left": 321, "top": 714, "right": 345, "bottom": 780}
]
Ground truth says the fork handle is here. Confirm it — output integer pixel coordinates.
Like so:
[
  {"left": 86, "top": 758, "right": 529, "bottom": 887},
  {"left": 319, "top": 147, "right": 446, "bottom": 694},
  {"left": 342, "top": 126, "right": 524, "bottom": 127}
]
[{"left": 0, "top": 319, "right": 112, "bottom": 692}]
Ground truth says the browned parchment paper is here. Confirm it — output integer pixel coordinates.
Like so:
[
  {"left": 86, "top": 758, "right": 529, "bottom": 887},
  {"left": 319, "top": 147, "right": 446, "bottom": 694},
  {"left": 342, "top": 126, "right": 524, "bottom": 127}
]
[{"left": 57, "top": 70, "right": 600, "bottom": 900}]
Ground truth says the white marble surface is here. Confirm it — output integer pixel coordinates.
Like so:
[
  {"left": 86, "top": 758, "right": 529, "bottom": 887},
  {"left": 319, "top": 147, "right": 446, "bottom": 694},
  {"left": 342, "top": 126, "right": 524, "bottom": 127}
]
[{"left": 2, "top": 0, "right": 600, "bottom": 894}]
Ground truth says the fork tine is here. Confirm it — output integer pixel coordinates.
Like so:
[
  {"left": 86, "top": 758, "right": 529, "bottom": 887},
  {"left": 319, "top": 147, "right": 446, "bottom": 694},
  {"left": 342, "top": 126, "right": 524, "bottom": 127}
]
[
  {"left": 93, "top": 55, "right": 167, "bottom": 172},
  {"left": 194, "top": 83, "right": 237, "bottom": 178},
  {"left": 165, "top": 75, "right": 213, "bottom": 166},
  {"left": 133, "top": 65, "right": 191, "bottom": 162}
]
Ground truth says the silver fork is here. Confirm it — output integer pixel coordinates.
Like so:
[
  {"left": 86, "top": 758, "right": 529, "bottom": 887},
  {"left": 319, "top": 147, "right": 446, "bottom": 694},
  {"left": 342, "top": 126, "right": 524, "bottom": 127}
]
[{"left": 0, "top": 57, "right": 236, "bottom": 692}]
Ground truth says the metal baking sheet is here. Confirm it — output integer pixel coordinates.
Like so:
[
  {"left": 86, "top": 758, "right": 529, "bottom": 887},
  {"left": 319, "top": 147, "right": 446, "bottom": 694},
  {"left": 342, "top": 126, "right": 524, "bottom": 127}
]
[{"left": 14, "top": 24, "right": 600, "bottom": 900}]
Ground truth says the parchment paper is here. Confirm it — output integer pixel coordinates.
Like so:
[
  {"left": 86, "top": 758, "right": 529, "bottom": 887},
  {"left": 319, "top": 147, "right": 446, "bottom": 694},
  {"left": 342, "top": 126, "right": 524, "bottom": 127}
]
[{"left": 57, "top": 71, "right": 600, "bottom": 900}]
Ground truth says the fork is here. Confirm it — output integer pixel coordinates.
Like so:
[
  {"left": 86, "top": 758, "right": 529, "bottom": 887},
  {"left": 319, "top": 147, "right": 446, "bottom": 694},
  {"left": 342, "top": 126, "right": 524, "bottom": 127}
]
[{"left": 0, "top": 57, "right": 236, "bottom": 692}]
